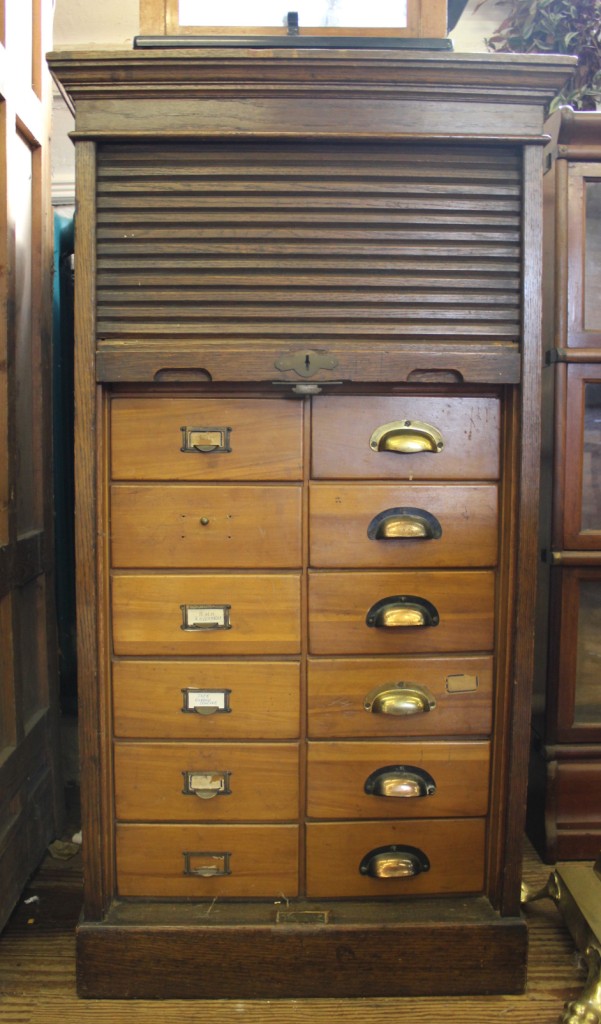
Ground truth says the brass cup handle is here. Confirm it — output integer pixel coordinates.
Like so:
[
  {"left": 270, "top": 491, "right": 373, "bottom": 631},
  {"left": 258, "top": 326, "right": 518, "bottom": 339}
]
[
  {"left": 369, "top": 420, "right": 444, "bottom": 454},
  {"left": 363, "top": 765, "right": 437, "bottom": 799},
  {"left": 364, "top": 681, "right": 437, "bottom": 716},
  {"left": 366, "top": 596, "right": 439, "bottom": 629},
  {"left": 367, "top": 507, "right": 442, "bottom": 541},
  {"left": 359, "top": 845, "right": 430, "bottom": 879}
]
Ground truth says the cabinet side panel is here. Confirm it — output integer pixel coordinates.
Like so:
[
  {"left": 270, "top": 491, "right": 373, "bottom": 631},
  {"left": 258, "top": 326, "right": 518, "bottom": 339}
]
[{"left": 74, "top": 141, "right": 110, "bottom": 919}]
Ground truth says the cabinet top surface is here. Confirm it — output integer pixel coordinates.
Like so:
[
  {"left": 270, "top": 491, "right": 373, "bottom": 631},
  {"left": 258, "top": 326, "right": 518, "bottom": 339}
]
[{"left": 47, "top": 46, "right": 575, "bottom": 97}]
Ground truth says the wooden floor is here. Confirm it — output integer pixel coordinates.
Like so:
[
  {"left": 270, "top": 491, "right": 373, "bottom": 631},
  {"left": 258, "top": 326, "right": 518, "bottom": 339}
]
[{"left": 0, "top": 834, "right": 587, "bottom": 1024}]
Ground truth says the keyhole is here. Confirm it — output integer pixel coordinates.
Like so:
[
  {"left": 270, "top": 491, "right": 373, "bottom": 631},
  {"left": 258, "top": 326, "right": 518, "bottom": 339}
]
[{"left": 305, "top": 354, "right": 311, "bottom": 370}]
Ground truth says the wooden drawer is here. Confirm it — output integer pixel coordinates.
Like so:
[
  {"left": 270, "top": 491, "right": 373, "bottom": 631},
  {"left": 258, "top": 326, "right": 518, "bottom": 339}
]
[
  {"left": 554, "top": 760, "right": 601, "bottom": 831},
  {"left": 306, "top": 740, "right": 490, "bottom": 819},
  {"left": 114, "top": 742, "right": 299, "bottom": 822},
  {"left": 111, "top": 484, "right": 302, "bottom": 568},
  {"left": 307, "top": 656, "right": 493, "bottom": 738},
  {"left": 116, "top": 824, "right": 299, "bottom": 898},
  {"left": 112, "top": 573, "right": 301, "bottom": 656},
  {"left": 309, "top": 483, "right": 498, "bottom": 568},
  {"left": 308, "top": 570, "right": 495, "bottom": 655},
  {"left": 305, "top": 819, "right": 486, "bottom": 898},
  {"left": 111, "top": 397, "right": 303, "bottom": 481},
  {"left": 113, "top": 660, "right": 300, "bottom": 740},
  {"left": 311, "top": 396, "right": 500, "bottom": 480}
]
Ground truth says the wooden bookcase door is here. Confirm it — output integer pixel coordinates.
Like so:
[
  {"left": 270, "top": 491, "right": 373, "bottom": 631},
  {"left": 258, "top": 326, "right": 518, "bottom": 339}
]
[
  {"left": 566, "top": 165, "right": 601, "bottom": 349},
  {"left": 0, "top": 0, "right": 61, "bottom": 933}
]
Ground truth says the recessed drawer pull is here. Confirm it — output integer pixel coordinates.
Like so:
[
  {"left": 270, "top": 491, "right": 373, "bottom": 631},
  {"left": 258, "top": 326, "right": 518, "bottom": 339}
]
[
  {"left": 366, "top": 595, "right": 439, "bottom": 629},
  {"left": 364, "top": 681, "right": 437, "bottom": 716},
  {"left": 359, "top": 845, "right": 430, "bottom": 879},
  {"left": 369, "top": 420, "right": 444, "bottom": 454},
  {"left": 180, "top": 425, "right": 232, "bottom": 454},
  {"left": 182, "top": 770, "right": 232, "bottom": 800},
  {"left": 367, "top": 507, "right": 442, "bottom": 541},
  {"left": 363, "top": 764, "right": 436, "bottom": 799}
]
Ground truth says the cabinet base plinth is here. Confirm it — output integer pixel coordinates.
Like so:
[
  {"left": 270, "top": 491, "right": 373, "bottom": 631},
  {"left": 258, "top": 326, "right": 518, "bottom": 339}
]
[{"left": 76, "top": 899, "right": 528, "bottom": 999}]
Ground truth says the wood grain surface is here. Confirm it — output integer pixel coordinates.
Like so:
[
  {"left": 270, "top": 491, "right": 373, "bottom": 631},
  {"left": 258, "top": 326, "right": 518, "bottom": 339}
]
[{"left": 0, "top": 834, "right": 587, "bottom": 1017}]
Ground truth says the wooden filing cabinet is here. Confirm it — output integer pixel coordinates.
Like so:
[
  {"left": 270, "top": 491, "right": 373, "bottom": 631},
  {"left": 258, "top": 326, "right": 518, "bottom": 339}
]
[{"left": 48, "top": 44, "right": 574, "bottom": 998}]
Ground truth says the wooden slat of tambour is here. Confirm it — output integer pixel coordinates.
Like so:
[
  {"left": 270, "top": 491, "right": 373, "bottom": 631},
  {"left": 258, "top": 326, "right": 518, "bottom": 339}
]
[
  {"left": 97, "top": 272, "right": 522, "bottom": 288},
  {"left": 97, "top": 196, "right": 522, "bottom": 211},
  {"left": 97, "top": 212, "right": 520, "bottom": 228},
  {"left": 95, "top": 142, "right": 523, "bottom": 347},
  {"left": 95, "top": 260, "right": 521, "bottom": 272},
  {"left": 100, "top": 307, "right": 519, "bottom": 321},
  {"left": 98, "top": 289, "right": 520, "bottom": 305}
]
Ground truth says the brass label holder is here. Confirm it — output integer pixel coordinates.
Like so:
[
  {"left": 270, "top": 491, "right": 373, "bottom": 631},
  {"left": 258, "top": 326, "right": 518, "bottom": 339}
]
[
  {"left": 181, "top": 688, "right": 232, "bottom": 715},
  {"left": 183, "top": 851, "right": 231, "bottom": 877},
  {"left": 180, "top": 425, "right": 232, "bottom": 453},
  {"left": 182, "top": 770, "right": 232, "bottom": 800},
  {"left": 181, "top": 604, "right": 232, "bottom": 631}
]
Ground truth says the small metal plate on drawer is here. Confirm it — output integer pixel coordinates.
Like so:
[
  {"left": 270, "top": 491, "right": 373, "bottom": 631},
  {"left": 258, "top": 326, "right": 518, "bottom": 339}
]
[
  {"left": 181, "top": 604, "right": 232, "bottom": 631},
  {"left": 275, "top": 908, "right": 331, "bottom": 925},
  {"left": 446, "top": 673, "right": 479, "bottom": 693},
  {"left": 183, "top": 850, "right": 231, "bottom": 877},
  {"left": 182, "top": 688, "right": 232, "bottom": 715},
  {"left": 180, "top": 425, "right": 232, "bottom": 453}
]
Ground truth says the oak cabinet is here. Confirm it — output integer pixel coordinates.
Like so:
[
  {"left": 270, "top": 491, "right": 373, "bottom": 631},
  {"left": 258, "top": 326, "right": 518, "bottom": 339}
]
[{"left": 47, "top": 43, "right": 573, "bottom": 999}]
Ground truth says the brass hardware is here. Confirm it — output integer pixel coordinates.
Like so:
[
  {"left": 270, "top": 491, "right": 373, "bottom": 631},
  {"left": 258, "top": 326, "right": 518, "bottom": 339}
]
[
  {"left": 180, "top": 426, "right": 232, "bottom": 454},
  {"left": 364, "top": 764, "right": 436, "bottom": 799},
  {"left": 271, "top": 380, "right": 344, "bottom": 397},
  {"left": 275, "top": 909, "right": 331, "bottom": 925},
  {"left": 181, "top": 688, "right": 232, "bottom": 715},
  {"left": 183, "top": 851, "right": 231, "bottom": 877},
  {"left": 560, "top": 946, "right": 601, "bottom": 1024},
  {"left": 359, "top": 845, "right": 430, "bottom": 879},
  {"left": 446, "top": 673, "right": 479, "bottom": 694},
  {"left": 521, "top": 866, "right": 601, "bottom": 1024},
  {"left": 521, "top": 872, "right": 562, "bottom": 906},
  {"left": 367, "top": 507, "right": 442, "bottom": 541},
  {"left": 364, "top": 681, "right": 437, "bottom": 716},
  {"left": 292, "top": 383, "right": 323, "bottom": 396},
  {"left": 200, "top": 517, "right": 210, "bottom": 526},
  {"left": 274, "top": 348, "right": 338, "bottom": 378},
  {"left": 182, "top": 770, "right": 231, "bottom": 800},
  {"left": 369, "top": 420, "right": 444, "bottom": 454},
  {"left": 180, "top": 604, "right": 232, "bottom": 631},
  {"left": 365, "top": 595, "right": 439, "bottom": 629}
]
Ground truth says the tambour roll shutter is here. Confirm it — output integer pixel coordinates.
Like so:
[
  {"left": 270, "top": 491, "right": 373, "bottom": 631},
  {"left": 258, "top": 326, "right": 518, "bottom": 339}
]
[{"left": 95, "top": 142, "right": 522, "bottom": 346}]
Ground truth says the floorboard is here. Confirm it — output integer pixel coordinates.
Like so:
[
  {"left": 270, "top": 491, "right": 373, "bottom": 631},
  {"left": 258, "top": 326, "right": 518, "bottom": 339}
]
[{"left": 0, "top": 835, "right": 587, "bottom": 1024}]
